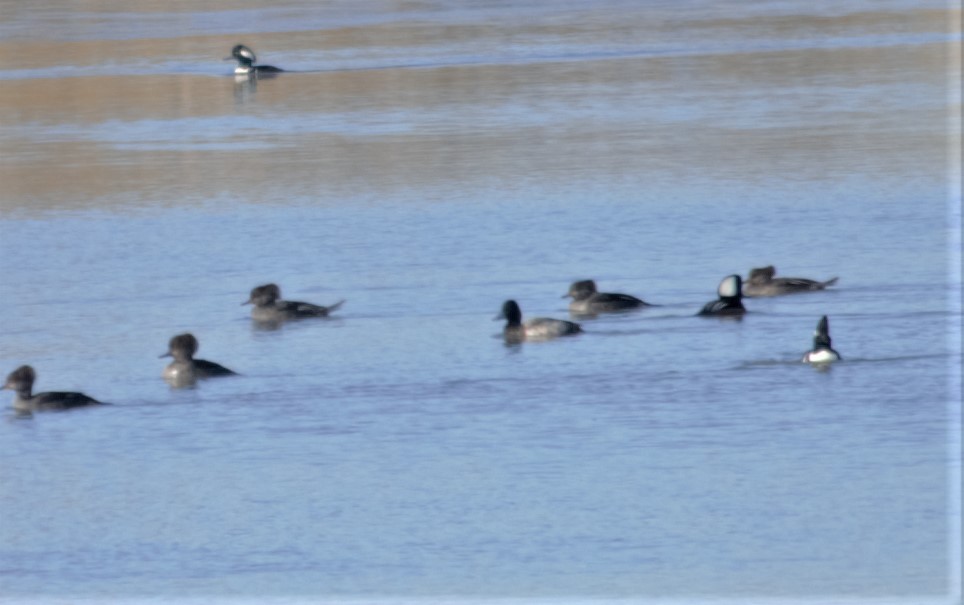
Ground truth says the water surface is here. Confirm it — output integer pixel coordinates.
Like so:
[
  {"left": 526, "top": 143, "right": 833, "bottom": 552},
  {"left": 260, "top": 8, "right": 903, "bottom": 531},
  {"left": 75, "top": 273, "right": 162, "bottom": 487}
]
[{"left": 0, "top": 0, "right": 961, "bottom": 603}]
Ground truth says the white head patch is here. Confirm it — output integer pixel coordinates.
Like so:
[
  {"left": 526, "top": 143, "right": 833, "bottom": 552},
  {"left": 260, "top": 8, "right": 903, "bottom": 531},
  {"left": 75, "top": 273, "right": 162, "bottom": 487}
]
[{"left": 717, "top": 275, "right": 740, "bottom": 298}]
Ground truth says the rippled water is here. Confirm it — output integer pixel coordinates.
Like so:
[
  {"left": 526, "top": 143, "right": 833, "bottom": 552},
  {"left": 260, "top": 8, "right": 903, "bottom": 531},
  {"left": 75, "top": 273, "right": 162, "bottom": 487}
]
[{"left": 0, "top": 0, "right": 961, "bottom": 603}]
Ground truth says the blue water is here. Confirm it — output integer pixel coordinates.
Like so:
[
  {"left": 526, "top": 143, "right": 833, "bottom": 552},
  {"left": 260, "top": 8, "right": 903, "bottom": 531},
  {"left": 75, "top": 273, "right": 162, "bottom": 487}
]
[{"left": 0, "top": 0, "right": 961, "bottom": 603}]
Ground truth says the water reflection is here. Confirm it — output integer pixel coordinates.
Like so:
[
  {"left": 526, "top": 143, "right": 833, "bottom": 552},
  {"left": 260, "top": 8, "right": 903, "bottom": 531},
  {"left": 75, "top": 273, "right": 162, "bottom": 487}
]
[
  {"left": 231, "top": 63, "right": 286, "bottom": 106},
  {"left": 233, "top": 74, "right": 259, "bottom": 105},
  {"left": 807, "top": 362, "right": 835, "bottom": 373}
]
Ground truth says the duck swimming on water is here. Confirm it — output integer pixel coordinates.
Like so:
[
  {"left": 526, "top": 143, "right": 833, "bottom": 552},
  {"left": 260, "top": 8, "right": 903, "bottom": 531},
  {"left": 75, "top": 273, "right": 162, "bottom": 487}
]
[
  {"left": 3, "top": 365, "right": 104, "bottom": 413},
  {"left": 160, "top": 333, "right": 236, "bottom": 387},
  {"left": 698, "top": 274, "right": 746, "bottom": 317},
  {"left": 802, "top": 316, "right": 841, "bottom": 364},
  {"left": 227, "top": 44, "right": 283, "bottom": 76},
  {"left": 243, "top": 283, "right": 345, "bottom": 324},
  {"left": 743, "top": 265, "right": 838, "bottom": 297},
  {"left": 496, "top": 299, "right": 582, "bottom": 343},
  {"left": 563, "top": 279, "right": 651, "bottom": 315}
]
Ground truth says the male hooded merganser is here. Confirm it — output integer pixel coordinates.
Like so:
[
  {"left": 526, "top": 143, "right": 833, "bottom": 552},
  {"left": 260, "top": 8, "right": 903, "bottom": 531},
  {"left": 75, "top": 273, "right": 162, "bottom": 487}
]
[
  {"left": 743, "top": 265, "right": 838, "bottom": 297},
  {"left": 496, "top": 300, "right": 582, "bottom": 343},
  {"left": 226, "top": 44, "right": 283, "bottom": 75},
  {"left": 802, "top": 316, "right": 841, "bottom": 363},
  {"left": 563, "top": 279, "right": 651, "bottom": 315},
  {"left": 698, "top": 274, "right": 746, "bottom": 316},
  {"left": 160, "top": 333, "right": 236, "bottom": 387},
  {"left": 243, "top": 283, "right": 345, "bottom": 323},
  {"left": 3, "top": 365, "right": 103, "bottom": 412}
]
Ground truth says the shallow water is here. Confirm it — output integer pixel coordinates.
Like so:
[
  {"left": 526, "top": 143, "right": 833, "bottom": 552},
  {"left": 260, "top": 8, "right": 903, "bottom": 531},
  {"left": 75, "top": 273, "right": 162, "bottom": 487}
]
[{"left": 0, "top": 0, "right": 961, "bottom": 602}]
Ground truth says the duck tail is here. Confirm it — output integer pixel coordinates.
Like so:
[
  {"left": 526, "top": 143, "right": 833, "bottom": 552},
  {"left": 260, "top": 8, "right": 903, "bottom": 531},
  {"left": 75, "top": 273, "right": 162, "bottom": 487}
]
[{"left": 327, "top": 300, "right": 346, "bottom": 314}]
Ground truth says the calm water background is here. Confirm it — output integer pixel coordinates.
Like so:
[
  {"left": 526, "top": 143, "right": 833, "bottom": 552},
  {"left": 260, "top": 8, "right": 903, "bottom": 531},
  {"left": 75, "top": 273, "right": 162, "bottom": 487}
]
[{"left": 0, "top": 0, "right": 961, "bottom": 603}]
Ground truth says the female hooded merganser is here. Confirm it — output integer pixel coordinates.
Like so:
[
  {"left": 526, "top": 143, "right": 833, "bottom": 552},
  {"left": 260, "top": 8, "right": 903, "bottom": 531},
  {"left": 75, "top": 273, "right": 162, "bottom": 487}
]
[
  {"left": 802, "top": 316, "right": 841, "bottom": 363},
  {"left": 743, "top": 265, "right": 838, "bottom": 297},
  {"left": 698, "top": 274, "right": 746, "bottom": 316},
  {"left": 3, "top": 365, "right": 103, "bottom": 412},
  {"left": 160, "top": 333, "right": 236, "bottom": 387},
  {"left": 243, "top": 283, "right": 345, "bottom": 323},
  {"left": 496, "top": 299, "right": 582, "bottom": 343},
  {"left": 563, "top": 279, "right": 651, "bottom": 315},
  {"left": 226, "top": 44, "right": 283, "bottom": 76}
]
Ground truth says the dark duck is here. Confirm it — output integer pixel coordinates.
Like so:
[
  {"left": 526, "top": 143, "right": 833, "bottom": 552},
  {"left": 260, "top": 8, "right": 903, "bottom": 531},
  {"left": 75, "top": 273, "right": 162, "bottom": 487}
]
[
  {"left": 3, "top": 365, "right": 104, "bottom": 413},
  {"left": 743, "top": 265, "right": 838, "bottom": 297},
  {"left": 563, "top": 279, "right": 652, "bottom": 315},
  {"left": 802, "top": 315, "right": 841, "bottom": 363},
  {"left": 698, "top": 274, "right": 746, "bottom": 317}
]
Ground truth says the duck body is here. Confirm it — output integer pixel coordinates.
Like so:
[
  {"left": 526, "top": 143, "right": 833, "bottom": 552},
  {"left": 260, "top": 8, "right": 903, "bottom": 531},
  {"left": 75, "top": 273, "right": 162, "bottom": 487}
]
[
  {"left": 227, "top": 44, "right": 283, "bottom": 75},
  {"left": 803, "top": 349, "right": 841, "bottom": 363},
  {"left": 565, "top": 280, "right": 651, "bottom": 314},
  {"left": 161, "top": 333, "right": 236, "bottom": 387},
  {"left": 802, "top": 315, "right": 841, "bottom": 363},
  {"left": 162, "top": 358, "right": 236, "bottom": 383},
  {"left": 497, "top": 300, "right": 582, "bottom": 343},
  {"left": 698, "top": 274, "right": 746, "bottom": 316},
  {"left": 3, "top": 365, "right": 103, "bottom": 412},
  {"left": 244, "top": 283, "right": 344, "bottom": 323},
  {"left": 743, "top": 266, "right": 838, "bottom": 297}
]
